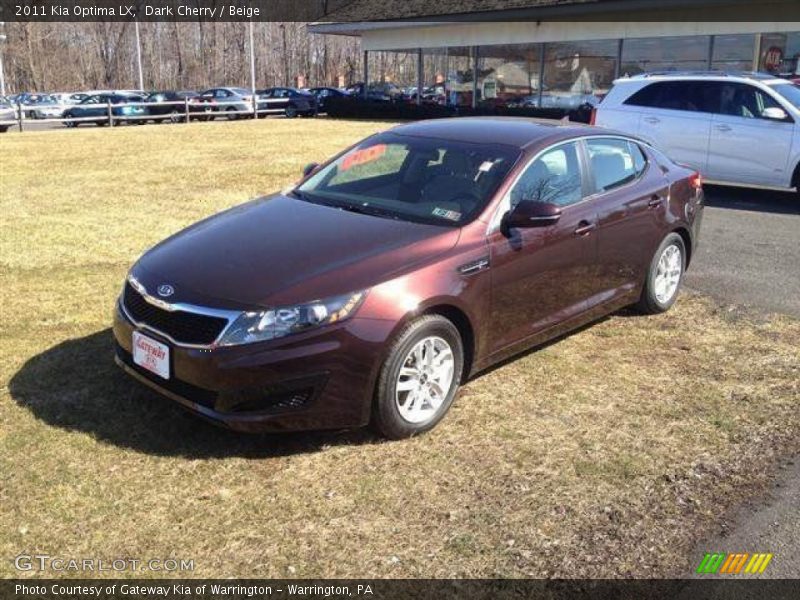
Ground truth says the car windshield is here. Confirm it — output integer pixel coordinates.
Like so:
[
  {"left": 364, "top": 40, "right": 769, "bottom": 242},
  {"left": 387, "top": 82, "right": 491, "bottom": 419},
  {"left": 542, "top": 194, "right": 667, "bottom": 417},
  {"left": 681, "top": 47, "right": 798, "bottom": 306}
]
[
  {"left": 295, "top": 132, "right": 520, "bottom": 227},
  {"left": 768, "top": 82, "right": 800, "bottom": 110}
]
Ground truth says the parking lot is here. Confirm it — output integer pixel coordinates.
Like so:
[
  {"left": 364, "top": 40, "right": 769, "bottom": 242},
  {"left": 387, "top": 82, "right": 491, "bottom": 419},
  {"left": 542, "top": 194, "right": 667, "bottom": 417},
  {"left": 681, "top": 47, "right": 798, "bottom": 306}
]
[
  {"left": 686, "top": 185, "right": 800, "bottom": 317},
  {"left": 1, "top": 119, "right": 798, "bottom": 578}
]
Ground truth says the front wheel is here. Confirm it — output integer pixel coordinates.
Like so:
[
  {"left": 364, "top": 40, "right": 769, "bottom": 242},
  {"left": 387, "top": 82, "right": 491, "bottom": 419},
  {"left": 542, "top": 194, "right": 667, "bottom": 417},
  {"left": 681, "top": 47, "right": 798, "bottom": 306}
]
[
  {"left": 636, "top": 232, "right": 686, "bottom": 314},
  {"left": 372, "top": 315, "right": 464, "bottom": 439},
  {"left": 285, "top": 105, "right": 298, "bottom": 118}
]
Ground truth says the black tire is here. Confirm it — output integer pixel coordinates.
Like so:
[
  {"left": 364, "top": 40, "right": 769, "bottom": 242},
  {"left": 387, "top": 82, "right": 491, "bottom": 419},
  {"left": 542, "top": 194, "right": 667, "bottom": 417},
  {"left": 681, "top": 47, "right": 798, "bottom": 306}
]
[
  {"left": 372, "top": 315, "right": 464, "bottom": 439},
  {"left": 225, "top": 107, "right": 238, "bottom": 121},
  {"left": 635, "top": 232, "right": 686, "bottom": 314},
  {"left": 285, "top": 105, "right": 298, "bottom": 118},
  {"left": 0, "top": 125, "right": 8, "bottom": 133}
]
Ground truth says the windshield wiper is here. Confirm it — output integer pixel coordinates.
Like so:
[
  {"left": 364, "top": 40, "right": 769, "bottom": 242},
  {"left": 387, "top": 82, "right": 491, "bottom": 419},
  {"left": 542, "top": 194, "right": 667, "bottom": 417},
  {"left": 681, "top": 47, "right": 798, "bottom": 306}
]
[{"left": 334, "top": 202, "right": 400, "bottom": 221}]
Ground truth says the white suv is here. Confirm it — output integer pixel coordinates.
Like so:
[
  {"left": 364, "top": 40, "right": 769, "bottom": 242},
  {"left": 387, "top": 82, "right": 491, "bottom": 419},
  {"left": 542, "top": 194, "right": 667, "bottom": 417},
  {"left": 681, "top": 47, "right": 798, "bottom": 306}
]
[{"left": 595, "top": 72, "right": 800, "bottom": 193}]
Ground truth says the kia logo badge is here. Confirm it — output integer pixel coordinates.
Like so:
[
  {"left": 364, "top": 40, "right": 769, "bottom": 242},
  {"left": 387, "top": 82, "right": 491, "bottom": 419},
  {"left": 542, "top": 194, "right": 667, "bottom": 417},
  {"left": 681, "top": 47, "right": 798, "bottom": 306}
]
[{"left": 157, "top": 284, "right": 175, "bottom": 298}]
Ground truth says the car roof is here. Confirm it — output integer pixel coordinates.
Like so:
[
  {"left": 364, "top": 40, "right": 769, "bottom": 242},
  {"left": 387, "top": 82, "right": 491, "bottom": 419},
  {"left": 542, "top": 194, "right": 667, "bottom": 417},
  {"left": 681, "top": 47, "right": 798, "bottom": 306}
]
[
  {"left": 615, "top": 71, "right": 786, "bottom": 85},
  {"left": 388, "top": 117, "right": 602, "bottom": 149}
]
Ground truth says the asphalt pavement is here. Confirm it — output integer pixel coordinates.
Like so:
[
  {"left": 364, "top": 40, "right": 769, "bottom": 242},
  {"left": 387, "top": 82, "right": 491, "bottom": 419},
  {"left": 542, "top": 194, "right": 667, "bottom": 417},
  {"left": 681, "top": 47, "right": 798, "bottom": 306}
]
[
  {"left": 685, "top": 184, "right": 799, "bottom": 578},
  {"left": 685, "top": 185, "right": 800, "bottom": 318}
]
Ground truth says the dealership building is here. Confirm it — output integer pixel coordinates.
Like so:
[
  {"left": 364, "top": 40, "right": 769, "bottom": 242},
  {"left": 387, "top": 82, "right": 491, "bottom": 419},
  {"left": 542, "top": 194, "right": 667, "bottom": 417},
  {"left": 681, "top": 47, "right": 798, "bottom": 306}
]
[{"left": 311, "top": 0, "right": 800, "bottom": 108}]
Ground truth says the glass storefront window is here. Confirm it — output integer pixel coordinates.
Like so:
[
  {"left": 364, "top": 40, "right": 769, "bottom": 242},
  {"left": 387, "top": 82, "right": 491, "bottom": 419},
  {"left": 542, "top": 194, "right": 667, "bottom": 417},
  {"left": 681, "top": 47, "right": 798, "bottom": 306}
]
[
  {"left": 366, "top": 50, "right": 418, "bottom": 99},
  {"left": 759, "top": 32, "right": 800, "bottom": 76},
  {"left": 542, "top": 40, "right": 617, "bottom": 109},
  {"left": 422, "top": 48, "right": 449, "bottom": 105},
  {"left": 446, "top": 46, "right": 475, "bottom": 107},
  {"left": 712, "top": 34, "right": 756, "bottom": 71},
  {"left": 476, "top": 43, "right": 542, "bottom": 108},
  {"left": 621, "top": 36, "right": 710, "bottom": 75}
]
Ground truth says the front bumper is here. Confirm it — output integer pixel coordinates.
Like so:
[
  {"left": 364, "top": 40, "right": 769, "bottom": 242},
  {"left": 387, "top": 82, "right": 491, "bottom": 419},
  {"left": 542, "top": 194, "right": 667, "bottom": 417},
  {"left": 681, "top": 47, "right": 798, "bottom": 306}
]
[{"left": 113, "top": 302, "right": 395, "bottom": 432}]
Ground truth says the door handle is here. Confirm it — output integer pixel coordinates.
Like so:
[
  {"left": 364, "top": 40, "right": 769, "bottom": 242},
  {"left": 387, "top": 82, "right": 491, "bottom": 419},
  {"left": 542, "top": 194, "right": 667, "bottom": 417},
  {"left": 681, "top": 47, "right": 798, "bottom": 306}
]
[
  {"left": 574, "top": 221, "right": 596, "bottom": 236},
  {"left": 648, "top": 195, "right": 663, "bottom": 208},
  {"left": 643, "top": 116, "right": 660, "bottom": 124},
  {"left": 715, "top": 124, "right": 732, "bottom": 132}
]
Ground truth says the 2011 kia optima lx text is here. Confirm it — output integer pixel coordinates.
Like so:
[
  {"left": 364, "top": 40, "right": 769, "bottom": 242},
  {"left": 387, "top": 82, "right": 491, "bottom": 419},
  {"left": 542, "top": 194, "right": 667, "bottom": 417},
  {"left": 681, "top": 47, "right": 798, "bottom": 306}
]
[{"left": 114, "top": 118, "right": 703, "bottom": 439}]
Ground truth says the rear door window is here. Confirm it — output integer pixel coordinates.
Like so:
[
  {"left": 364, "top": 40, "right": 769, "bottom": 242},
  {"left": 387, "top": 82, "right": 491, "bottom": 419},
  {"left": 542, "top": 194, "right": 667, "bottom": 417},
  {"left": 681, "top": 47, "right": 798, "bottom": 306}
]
[
  {"left": 586, "top": 138, "right": 645, "bottom": 193},
  {"left": 625, "top": 81, "right": 715, "bottom": 112}
]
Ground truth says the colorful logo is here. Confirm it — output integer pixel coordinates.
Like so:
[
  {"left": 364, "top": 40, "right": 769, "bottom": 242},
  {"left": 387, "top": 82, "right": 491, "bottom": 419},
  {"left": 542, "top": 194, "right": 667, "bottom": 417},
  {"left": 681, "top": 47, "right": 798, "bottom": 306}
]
[{"left": 696, "top": 553, "right": 773, "bottom": 575}]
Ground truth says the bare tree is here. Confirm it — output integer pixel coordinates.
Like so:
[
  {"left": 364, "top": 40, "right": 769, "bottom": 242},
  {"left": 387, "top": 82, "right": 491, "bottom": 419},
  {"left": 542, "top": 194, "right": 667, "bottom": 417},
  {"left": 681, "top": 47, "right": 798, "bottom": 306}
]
[{"left": 1, "top": 21, "right": 363, "bottom": 93}]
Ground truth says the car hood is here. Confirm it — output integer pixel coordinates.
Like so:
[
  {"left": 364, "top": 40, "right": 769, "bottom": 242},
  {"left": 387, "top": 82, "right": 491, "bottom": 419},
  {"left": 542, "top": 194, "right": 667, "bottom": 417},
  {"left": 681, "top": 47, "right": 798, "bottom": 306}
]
[{"left": 132, "top": 194, "right": 460, "bottom": 309}]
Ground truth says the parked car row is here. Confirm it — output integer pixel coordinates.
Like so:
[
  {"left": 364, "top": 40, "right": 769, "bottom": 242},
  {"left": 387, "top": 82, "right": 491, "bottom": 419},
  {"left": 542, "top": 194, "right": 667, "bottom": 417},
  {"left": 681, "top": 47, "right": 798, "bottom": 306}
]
[{"left": 1, "top": 86, "right": 345, "bottom": 130}]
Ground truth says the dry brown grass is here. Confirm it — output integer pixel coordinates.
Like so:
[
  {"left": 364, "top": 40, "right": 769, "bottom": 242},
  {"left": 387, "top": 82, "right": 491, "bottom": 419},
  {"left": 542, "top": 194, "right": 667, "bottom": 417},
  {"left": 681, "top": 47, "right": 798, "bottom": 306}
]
[{"left": 1, "top": 119, "right": 799, "bottom": 579}]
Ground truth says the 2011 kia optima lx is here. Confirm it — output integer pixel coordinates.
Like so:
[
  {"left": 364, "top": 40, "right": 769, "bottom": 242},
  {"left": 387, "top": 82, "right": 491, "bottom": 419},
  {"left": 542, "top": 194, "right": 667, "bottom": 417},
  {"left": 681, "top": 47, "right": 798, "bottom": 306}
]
[{"left": 114, "top": 118, "right": 703, "bottom": 439}]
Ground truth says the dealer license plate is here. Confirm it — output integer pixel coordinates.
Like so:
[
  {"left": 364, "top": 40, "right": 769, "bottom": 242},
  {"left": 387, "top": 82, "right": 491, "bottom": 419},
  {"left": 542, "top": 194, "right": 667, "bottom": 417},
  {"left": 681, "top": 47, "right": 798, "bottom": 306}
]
[{"left": 132, "top": 331, "right": 170, "bottom": 380}]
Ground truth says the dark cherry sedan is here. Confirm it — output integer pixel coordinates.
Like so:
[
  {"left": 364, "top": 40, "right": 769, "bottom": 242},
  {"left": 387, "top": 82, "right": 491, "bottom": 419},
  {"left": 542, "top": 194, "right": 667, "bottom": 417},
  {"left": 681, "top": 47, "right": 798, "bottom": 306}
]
[{"left": 114, "top": 118, "right": 703, "bottom": 439}]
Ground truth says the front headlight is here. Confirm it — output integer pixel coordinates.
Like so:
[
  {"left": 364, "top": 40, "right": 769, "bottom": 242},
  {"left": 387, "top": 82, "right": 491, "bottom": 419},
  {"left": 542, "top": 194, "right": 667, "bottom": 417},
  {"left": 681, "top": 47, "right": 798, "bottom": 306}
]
[{"left": 217, "top": 291, "right": 367, "bottom": 346}]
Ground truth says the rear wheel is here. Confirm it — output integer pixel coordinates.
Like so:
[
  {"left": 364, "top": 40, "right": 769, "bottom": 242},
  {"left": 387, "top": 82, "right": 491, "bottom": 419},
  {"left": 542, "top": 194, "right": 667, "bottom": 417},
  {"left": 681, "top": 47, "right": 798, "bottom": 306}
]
[
  {"left": 225, "top": 106, "right": 238, "bottom": 121},
  {"left": 372, "top": 315, "right": 463, "bottom": 439},
  {"left": 285, "top": 105, "right": 298, "bottom": 118},
  {"left": 169, "top": 109, "right": 181, "bottom": 124},
  {"left": 636, "top": 233, "right": 686, "bottom": 314}
]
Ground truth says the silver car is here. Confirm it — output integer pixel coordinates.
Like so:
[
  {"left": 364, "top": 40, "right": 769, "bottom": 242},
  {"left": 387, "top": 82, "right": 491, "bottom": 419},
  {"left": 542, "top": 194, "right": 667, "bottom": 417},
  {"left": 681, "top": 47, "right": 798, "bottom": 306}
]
[
  {"left": 0, "top": 96, "right": 16, "bottom": 132},
  {"left": 197, "top": 87, "right": 262, "bottom": 120},
  {"left": 595, "top": 71, "right": 800, "bottom": 193}
]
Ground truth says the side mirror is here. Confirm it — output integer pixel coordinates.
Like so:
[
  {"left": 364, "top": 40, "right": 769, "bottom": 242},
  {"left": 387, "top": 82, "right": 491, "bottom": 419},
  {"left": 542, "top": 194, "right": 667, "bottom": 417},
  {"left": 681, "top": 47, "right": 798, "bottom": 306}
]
[
  {"left": 501, "top": 201, "right": 562, "bottom": 237},
  {"left": 763, "top": 107, "right": 789, "bottom": 121},
  {"left": 302, "top": 162, "right": 321, "bottom": 178}
]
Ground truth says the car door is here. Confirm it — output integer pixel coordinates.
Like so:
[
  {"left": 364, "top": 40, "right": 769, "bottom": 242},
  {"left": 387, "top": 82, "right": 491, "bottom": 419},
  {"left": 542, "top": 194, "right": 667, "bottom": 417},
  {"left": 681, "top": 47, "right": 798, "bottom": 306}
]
[
  {"left": 87, "top": 95, "right": 107, "bottom": 117},
  {"left": 487, "top": 140, "right": 597, "bottom": 355},
  {"left": 588, "top": 137, "right": 670, "bottom": 308},
  {"left": 274, "top": 89, "right": 291, "bottom": 111},
  {"left": 629, "top": 81, "right": 713, "bottom": 176},
  {"left": 706, "top": 82, "right": 794, "bottom": 187}
]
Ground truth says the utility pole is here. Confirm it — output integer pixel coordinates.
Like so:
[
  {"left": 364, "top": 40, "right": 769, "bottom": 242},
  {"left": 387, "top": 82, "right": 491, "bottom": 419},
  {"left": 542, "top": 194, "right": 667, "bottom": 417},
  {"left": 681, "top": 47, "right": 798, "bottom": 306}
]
[
  {"left": 248, "top": 20, "right": 257, "bottom": 116},
  {"left": 134, "top": 19, "right": 144, "bottom": 90},
  {"left": 0, "top": 22, "right": 6, "bottom": 97}
]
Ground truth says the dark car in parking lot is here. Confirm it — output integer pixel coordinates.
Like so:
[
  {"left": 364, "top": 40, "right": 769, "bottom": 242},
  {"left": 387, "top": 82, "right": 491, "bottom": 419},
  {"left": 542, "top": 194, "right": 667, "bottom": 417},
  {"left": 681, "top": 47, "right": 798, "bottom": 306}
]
[
  {"left": 346, "top": 82, "right": 404, "bottom": 102},
  {"left": 306, "top": 87, "right": 350, "bottom": 113},
  {"left": 63, "top": 93, "right": 149, "bottom": 127},
  {"left": 256, "top": 87, "right": 317, "bottom": 117},
  {"left": 114, "top": 117, "right": 703, "bottom": 439},
  {"left": 144, "top": 91, "right": 199, "bottom": 123}
]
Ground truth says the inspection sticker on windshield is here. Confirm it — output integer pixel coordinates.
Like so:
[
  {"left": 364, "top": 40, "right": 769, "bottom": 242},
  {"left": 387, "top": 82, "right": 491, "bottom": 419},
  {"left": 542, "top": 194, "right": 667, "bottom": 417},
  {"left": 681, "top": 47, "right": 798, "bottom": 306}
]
[
  {"left": 132, "top": 331, "right": 170, "bottom": 380},
  {"left": 432, "top": 207, "right": 462, "bottom": 221}
]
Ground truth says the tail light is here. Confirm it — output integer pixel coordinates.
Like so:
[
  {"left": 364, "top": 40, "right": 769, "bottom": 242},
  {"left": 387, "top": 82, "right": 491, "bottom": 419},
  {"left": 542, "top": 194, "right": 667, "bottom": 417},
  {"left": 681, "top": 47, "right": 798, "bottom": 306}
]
[
  {"left": 689, "top": 171, "right": 702, "bottom": 191},
  {"left": 589, "top": 107, "right": 597, "bottom": 126}
]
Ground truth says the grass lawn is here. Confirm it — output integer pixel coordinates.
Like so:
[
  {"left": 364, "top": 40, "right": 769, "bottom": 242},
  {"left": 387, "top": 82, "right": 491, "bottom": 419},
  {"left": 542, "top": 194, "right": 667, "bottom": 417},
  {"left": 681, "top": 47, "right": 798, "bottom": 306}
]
[{"left": 1, "top": 119, "right": 799, "bottom": 579}]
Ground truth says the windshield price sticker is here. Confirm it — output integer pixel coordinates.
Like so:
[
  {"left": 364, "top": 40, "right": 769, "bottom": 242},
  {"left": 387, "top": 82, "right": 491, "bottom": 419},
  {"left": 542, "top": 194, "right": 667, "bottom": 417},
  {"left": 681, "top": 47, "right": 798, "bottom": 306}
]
[{"left": 341, "top": 144, "right": 387, "bottom": 171}]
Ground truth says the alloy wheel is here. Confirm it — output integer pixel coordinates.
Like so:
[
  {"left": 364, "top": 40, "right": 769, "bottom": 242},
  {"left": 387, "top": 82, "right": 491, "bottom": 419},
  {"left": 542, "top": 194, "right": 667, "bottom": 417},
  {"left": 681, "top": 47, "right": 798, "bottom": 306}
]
[
  {"left": 654, "top": 243, "right": 682, "bottom": 304},
  {"left": 395, "top": 336, "right": 455, "bottom": 424}
]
